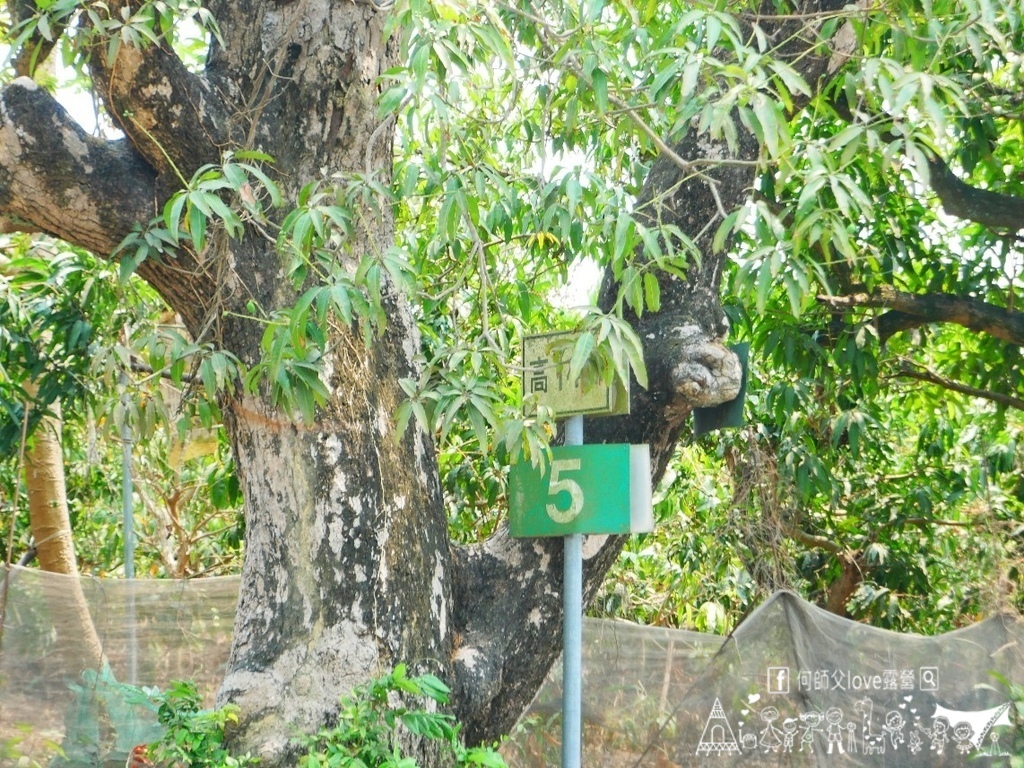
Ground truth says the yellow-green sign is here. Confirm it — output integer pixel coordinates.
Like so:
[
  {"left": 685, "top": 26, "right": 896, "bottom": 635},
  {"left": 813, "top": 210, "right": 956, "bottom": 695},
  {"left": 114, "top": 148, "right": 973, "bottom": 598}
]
[
  {"left": 522, "top": 331, "right": 630, "bottom": 417},
  {"left": 509, "top": 444, "right": 653, "bottom": 537}
]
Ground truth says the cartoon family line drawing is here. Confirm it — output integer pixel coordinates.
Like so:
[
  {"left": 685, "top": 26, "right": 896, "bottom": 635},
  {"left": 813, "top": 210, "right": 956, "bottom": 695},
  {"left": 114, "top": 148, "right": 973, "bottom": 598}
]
[{"left": 695, "top": 695, "right": 1012, "bottom": 760}]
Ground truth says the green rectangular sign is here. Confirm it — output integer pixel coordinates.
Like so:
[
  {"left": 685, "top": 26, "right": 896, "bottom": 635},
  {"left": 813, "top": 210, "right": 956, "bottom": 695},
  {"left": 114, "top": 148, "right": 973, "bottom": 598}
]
[{"left": 509, "top": 444, "right": 653, "bottom": 537}]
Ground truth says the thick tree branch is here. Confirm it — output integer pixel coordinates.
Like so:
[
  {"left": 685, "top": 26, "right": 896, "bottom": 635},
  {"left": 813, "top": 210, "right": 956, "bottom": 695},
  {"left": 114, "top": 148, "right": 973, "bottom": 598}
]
[
  {"left": 786, "top": 523, "right": 864, "bottom": 617},
  {"left": 827, "top": 71, "right": 1024, "bottom": 235},
  {"left": 927, "top": 154, "right": 1024, "bottom": 233},
  {"left": 0, "top": 79, "right": 216, "bottom": 332},
  {"left": 824, "top": 550, "right": 863, "bottom": 616},
  {"left": 0, "top": 78, "right": 157, "bottom": 254},
  {"left": 893, "top": 361, "right": 1024, "bottom": 411},
  {"left": 872, "top": 309, "right": 932, "bottom": 343},
  {"left": 453, "top": 529, "right": 621, "bottom": 743},
  {"left": 817, "top": 285, "right": 1024, "bottom": 346},
  {"left": 85, "top": 4, "right": 230, "bottom": 180}
]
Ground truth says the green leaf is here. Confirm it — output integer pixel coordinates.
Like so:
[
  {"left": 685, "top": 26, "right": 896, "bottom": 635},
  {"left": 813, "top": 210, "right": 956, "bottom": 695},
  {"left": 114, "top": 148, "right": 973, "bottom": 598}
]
[
  {"left": 164, "top": 192, "right": 187, "bottom": 242},
  {"left": 379, "top": 85, "right": 408, "bottom": 117},
  {"left": 643, "top": 272, "right": 660, "bottom": 312},
  {"left": 613, "top": 209, "right": 634, "bottom": 261},
  {"left": 567, "top": 332, "right": 595, "bottom": 386},
  {"left": 619, "top": 328, "right": 647, "bottom": 389},
  {"left": 188, "top": 204, "right": 207, "bottom": 251},
  {"left": 771, "top": 59, "right": 811, "bottom": 98},
  {"left": 592, "top": 68, "right": 608, "bottom": 114}
]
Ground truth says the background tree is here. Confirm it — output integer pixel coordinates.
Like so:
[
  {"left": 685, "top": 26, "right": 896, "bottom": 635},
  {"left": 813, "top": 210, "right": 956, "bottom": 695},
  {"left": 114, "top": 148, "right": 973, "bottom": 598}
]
[{"left": 0, "top": 0, "right": 1021, "bottom": 765}]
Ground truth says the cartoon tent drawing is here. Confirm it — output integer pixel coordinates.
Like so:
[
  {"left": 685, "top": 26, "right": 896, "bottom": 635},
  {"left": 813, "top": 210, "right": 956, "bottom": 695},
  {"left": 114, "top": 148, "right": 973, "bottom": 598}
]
[
  {"left": 932, "top": 702, "right": 1012, "bottom": 750},
  {"left": 696, "top": 698, "right": 741, "bottom": 755}
]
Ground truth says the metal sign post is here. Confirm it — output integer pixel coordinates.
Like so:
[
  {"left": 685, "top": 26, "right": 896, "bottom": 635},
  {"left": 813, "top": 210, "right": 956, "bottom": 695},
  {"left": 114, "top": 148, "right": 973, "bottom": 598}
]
[
  {"left": 513, "top": 332, "right": 652, "bottom": 768},
  {"left": 562, "top": 414, "right": 583, "bottom": 768}
]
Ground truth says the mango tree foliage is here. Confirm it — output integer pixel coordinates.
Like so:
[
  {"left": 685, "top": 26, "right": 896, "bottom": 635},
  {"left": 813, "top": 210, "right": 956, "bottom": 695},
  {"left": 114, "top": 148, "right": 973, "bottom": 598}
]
[
  {"left": 577, "top": 0, "right": 1024, "bottom": 632},
  {"left": 720, "top": 0, "right": 1024, "bottom": 625},
  {"left": 0, "top": 237, "right": 246, "bottom": 577},
  {"left": 385, "top": 0, "right": 1024, "bottom": 629},
  {"left": 0, "top": 0, "right": 1021, "bottom": 763}
]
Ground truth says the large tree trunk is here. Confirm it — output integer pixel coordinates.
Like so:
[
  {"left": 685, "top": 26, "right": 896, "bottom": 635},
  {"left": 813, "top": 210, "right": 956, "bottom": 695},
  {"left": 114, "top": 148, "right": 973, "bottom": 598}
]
[
  {"left": 0, "top": 1, "right": 851, "bottom": 763},
  {"left": 217, "top": 322, "right": 453, "bottom": 756},
  {"left": 22, "top": 394, "right": 105, "bottom": 674}
]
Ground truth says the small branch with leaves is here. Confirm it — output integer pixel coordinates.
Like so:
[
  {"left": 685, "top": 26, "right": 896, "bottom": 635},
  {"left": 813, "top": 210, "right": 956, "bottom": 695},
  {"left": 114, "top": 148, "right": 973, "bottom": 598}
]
[{"left": 890, "top": 359, "right": 1024, "bottom": 412}]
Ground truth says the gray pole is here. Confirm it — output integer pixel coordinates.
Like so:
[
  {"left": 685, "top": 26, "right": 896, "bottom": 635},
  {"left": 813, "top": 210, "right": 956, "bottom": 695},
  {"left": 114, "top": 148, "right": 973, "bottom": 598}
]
[
  {"left": 562, "top": 414, "right": 583, "bottom": 768},
  {"left": 121, "top": 410, "right": 134, "bottom": 580},
  {"left": 120, "top": 392, "right": 137, "bottom": 683}
]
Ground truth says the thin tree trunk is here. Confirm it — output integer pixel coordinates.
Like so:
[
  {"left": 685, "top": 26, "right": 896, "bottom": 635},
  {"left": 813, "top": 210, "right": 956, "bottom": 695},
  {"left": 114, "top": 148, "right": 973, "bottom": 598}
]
[
  {"left": 23, "top": 393, "right": 105, "bottom": 674},
  {"left": 824, "top": 552, "right": 864, "bottom": 617}
]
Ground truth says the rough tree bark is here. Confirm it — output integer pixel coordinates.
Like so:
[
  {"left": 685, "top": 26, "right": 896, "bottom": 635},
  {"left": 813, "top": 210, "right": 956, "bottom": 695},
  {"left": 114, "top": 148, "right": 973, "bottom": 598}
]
[{"left": 0, "top": 0, "right": 850, "bottom": 763}]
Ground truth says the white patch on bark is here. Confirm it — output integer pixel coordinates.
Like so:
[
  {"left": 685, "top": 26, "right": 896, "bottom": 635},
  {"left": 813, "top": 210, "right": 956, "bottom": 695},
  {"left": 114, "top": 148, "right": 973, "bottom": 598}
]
[
  {"left": 697, "top": 135, "right": 727, "bottom": 161},
  {"left": 0, "top": 105, "right": 32, "bottom": 148},
  {"left": 453, "top": 645, "right": 481, "bottom": 669},
  {"left": 327, "top": 517, "right": 345, "bottom": 555},
  {"left": 320, "top": 434, "right": 343, "bottom": 464},
  {"left": 528, "top": 608, "right": 543, "bottom": 628},
  {"left": 142, "top": 80, "right": 174, "bottom": 101},
  {"left": 431, "top": 551, "right": 447, "bottom": 640},
  {"left": 331, "top": 466, "right": 348, "bottom": 501},
  {"left": 376, "top": 406, "right": 392, "bottom": 440},
  {"left": 673, "top": 323, "right": 702, "bottom": 342},
  {"left": 582, "top": 535, "right": 608, "bottom": 559},
  {"left": 531, "top": 542, "right": 550, "bottom": 573},
  {"left": 397, "top": 301, "right": 420, "bottom": 364},
  {"left": 375, "top": 520, "right": 391, "bottom": 586},
  {"left": 57, "top": 122, "right": 91, "bottom": 170},
  {"left": 320, "top": 352, "right": 336, "bottom": 391}
]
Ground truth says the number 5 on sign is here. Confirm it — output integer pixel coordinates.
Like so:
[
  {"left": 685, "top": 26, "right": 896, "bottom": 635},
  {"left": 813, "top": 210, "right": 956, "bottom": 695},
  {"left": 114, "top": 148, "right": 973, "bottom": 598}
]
[
  {"left": 509, "top": 445, "right": 653, "bottom": 537},
  {"left": 547, "top": 459, "right": 583, "bottom": 523}
]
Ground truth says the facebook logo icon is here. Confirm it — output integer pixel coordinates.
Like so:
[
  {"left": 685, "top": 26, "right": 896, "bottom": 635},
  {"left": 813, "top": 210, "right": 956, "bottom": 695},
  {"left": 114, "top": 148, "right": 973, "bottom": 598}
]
[{"left": 767, "top": 667, "right": 790, "bottom": 694}]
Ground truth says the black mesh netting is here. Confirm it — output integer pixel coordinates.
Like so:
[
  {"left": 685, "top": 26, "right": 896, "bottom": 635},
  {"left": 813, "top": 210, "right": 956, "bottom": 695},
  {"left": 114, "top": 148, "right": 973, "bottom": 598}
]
[{"left": 2, "top": 566, "right": 1022, "bottom": 767}]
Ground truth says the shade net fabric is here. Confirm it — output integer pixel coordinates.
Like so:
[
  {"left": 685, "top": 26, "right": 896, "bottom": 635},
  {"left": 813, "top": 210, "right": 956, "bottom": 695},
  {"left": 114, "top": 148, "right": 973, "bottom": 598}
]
[
  {"left": 629, "top": 592, "right": 1024, "bottom": 768},
  {"left": 0, "top": 566, "right": 236, "bottom": 766},
  {"left": 2, "top": 566, "right": 1022, "bottom": 767}
]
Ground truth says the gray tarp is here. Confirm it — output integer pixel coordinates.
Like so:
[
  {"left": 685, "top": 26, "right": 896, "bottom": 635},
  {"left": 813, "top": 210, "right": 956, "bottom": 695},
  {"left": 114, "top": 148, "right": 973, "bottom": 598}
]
[{"left": 642, "top": 592, "right": 1023, "bottom": 767}]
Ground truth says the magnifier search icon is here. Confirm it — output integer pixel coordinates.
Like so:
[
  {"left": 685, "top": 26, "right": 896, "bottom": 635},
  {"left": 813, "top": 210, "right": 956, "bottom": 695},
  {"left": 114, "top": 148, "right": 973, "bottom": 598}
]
[{"left": 920, "top": 667, "right": 939, "bottom": 691}]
